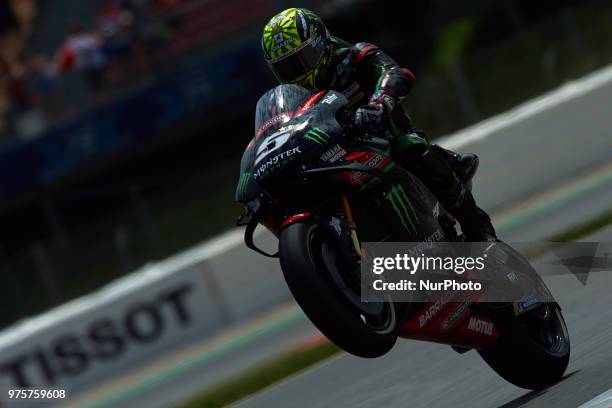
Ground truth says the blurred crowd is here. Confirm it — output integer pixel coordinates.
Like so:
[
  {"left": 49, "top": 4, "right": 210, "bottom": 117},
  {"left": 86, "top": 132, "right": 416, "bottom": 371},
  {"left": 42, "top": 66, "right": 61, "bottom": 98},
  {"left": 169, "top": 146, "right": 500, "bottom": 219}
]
[{"left": 0, "top": 0, "right": 230, "bottom": 143}]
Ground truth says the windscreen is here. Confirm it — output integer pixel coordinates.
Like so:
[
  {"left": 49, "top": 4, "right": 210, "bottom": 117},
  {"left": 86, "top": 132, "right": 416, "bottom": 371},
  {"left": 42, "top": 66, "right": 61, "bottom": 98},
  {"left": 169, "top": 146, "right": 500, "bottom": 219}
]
[{"left": 254, "top": 84, "right": 310, "bottom": 140}]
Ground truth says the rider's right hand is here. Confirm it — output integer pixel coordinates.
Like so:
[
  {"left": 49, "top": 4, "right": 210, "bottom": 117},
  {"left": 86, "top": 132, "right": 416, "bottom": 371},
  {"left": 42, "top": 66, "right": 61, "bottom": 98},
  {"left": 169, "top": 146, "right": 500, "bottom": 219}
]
[{"left": 354, "top": 102, "right": 385, "bottom": 131}]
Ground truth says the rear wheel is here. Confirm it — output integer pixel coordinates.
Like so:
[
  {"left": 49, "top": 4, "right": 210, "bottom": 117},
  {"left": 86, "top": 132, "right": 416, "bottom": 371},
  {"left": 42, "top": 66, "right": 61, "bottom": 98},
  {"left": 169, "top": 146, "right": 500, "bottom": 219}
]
[
  {"left": 479, "top": 303, "right": 570, "bottom": 389},
  {"left": 279, "top": 221, "right": 398, "bottom": 358},
  {"left": 478, "top": 242, "right": 570, "bottom": 389}
]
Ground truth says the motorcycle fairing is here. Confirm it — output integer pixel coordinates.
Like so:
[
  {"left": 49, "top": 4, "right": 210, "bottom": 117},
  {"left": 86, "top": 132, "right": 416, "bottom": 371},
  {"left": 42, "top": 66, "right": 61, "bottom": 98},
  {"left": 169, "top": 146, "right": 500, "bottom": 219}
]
[{"left": 236, "top": 84, "right": 347, "bottom": 203}]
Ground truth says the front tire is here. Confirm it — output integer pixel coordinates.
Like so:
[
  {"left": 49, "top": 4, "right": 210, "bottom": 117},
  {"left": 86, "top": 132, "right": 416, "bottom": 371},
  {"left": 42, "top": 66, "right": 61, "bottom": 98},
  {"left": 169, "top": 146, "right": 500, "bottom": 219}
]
[{"left": 279, "top": 221, "right": 398, "bottom": 358}]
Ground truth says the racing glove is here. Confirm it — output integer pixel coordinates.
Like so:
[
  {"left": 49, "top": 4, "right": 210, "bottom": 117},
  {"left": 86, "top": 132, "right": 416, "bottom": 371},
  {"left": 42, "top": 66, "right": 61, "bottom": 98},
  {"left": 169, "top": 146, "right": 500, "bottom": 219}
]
[
  {"left": 354, "top": 91, "right": 397, "bottom": 131},
  {"left": 354, "top": 102, "right": 385, "bottom": 130}
]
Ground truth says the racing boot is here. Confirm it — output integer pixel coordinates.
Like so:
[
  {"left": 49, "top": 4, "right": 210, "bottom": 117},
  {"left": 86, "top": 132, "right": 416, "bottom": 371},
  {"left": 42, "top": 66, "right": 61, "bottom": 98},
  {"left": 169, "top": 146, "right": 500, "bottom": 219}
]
[
  {"left": 431, "top": 144, "right": 479, "bottom": 187},
  {"left": 418, "top": 148, "right": 497, "bottom": 242}
]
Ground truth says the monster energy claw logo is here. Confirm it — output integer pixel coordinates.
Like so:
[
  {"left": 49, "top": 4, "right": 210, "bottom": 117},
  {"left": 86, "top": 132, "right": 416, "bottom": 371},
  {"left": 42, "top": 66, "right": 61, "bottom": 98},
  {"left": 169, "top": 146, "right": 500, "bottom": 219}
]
[
  {"left": 238, "top": 171, "right": 251, "bottom": 196},
  {"left": 385, "top": 184, "right": 418, "bottom": 233},
  {"left": 303, "top": 128, "right": 330, "bottom": 145}
]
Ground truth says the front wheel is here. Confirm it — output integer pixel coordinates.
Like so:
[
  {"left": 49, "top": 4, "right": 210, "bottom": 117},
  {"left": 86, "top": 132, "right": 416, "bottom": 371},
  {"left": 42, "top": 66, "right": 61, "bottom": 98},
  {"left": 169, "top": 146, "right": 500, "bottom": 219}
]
[
  {"left": 478, "top": 304, "right": 570, "bottom": 389},
  {"left": 279, "top": 221, "right": 398, "bottom": 358}
]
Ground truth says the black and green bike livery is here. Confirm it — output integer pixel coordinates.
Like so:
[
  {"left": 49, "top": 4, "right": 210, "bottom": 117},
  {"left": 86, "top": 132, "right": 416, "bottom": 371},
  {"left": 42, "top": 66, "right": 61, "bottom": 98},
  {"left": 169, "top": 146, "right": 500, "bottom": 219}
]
[
  {"left": 235, "top": 84, "right": 570, "bottom": 390},
  {"left": 236, "top": 84, "right": 461, "bottom": 352}
]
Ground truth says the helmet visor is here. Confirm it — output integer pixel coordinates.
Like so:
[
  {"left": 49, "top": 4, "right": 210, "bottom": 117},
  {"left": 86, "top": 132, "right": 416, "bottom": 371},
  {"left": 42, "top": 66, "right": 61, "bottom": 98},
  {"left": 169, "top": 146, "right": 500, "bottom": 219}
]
[{"left": 268, "top": 36, "right": 326, "bottom": 85}]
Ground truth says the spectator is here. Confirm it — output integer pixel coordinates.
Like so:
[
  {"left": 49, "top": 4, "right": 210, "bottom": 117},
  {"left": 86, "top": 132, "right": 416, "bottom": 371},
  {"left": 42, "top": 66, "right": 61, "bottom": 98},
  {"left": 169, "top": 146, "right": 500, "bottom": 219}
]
[
  {"left": 56, "top": 25, "right": 108, "bottom": 88},
  {"left": 97, "top": 1, "right": 136, "bottom": 67}
]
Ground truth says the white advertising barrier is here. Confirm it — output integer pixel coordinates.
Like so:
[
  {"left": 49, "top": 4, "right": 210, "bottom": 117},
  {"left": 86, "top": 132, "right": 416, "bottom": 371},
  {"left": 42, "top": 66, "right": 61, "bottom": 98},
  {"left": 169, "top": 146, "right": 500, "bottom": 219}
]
[{"left": 0, "top": 228, "right": 290, "bottom": 404}]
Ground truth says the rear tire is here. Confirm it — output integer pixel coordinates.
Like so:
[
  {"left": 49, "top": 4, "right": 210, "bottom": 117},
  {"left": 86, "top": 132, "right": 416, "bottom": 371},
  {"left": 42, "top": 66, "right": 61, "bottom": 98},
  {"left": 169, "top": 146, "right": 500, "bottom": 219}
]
[
  {"left": 279, "top": 221, "right": 398, "bottom": 358},
  {"left": 478, "top": 305, "right": 570, "bottom": 389}
]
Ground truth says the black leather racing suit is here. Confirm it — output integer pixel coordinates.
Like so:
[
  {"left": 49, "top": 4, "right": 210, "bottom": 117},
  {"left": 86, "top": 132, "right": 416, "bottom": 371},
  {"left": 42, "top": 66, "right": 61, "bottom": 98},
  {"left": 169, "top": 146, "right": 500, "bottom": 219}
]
[{"left": 326, "top": 36, "right": 496, "bottom": 241}]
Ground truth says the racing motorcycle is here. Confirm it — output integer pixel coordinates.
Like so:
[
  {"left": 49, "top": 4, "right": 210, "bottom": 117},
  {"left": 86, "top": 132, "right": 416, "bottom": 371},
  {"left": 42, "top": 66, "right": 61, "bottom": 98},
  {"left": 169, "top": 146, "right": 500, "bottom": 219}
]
[{"left": 236, "top": 84, "right": 570, "bottom": 390}]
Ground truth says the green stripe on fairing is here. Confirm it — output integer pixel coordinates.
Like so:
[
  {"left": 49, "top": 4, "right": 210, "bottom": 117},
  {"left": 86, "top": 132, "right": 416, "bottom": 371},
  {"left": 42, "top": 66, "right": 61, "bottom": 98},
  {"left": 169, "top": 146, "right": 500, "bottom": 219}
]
[
  {"left": 304, "top": 128, "right": 330, "bottom": 144},
  {"left": 398, "top": 184, "right": 418, "bottom": 221},
  {"left": 303, "top": 135, "right": 322, "bottom": 144},
  {"left": 239, "top": 174, "right": 245, "bottom": 194},
  {"left": 242, "top": 172, "right": 251, "bottom": 194},
  {"left": 238, "top": 172, "right": 250, "bottom": 196},
  {"left": 386, "top": 184, "right": 417, "bottom": 233},
  {"left": 313, "top": 128, "right": 330, "bottom": 142},
  {"left": 387, "top": 192, "right": 412, "bottom": 232},
  {"left": 394, "top": 185, "right": 418, "bottom": 233}
]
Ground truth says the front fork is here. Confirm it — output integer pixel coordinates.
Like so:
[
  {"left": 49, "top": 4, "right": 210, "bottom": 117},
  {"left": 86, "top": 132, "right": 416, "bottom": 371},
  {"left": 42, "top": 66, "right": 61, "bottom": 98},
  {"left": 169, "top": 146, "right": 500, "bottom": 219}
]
[
  {"left": 319, "top": 194, "right": 362, "bottom": 273},
  {"left": 341, "top": 193, "right": 362, "bottom": 258}
]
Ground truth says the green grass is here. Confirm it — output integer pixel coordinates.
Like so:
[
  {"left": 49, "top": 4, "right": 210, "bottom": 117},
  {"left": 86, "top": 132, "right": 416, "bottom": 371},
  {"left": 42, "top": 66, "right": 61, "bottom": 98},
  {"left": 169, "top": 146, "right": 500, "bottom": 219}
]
[
  {"left": 175, "top": 341, "right": 341, "bottom": 408},
  {"left": 516, "top": 207, "right": 612, "bottom": 261},
  {"left": 546, "top": 207, "right": 612, "bottom": 242}
]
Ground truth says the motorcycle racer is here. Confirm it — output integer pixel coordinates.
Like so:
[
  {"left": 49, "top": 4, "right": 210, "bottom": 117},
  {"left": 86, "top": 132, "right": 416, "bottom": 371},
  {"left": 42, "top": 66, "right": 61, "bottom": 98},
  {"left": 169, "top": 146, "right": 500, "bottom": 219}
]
[{"left": 261, "top": 7, "right": 497, "bottom": 242}]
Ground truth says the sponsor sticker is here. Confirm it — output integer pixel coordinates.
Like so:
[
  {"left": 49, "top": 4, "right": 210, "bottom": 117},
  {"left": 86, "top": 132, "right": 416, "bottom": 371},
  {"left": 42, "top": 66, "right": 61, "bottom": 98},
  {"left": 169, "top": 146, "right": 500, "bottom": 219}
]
[
  {"left": 320, "top": 144, "right": 346, "bottom": 163},
  {"left": 441, "top": 301, "right": 471, "bottom": 330},
  {"left": 513, "top": 295, "right": 540, "bottom": 316},
  {"left": 329, "top": 217, "right": 342, "bottom": 236},
  {"left": 254, "top": 147, "right": 302, "bottom": 179},
  {"left": 296, "top": 91, "right": 326, "bottom": 116},
  {"left": 256, "top": 113, "right": 292, "bottom": 139},
  {"left": 348, "top": 154, "right": 385, "bottom": 184},
  {"left": 271, "top": 32, "right": 292, "bottom": 52},
  {"left": 322, "top": 93, "right": 338, "bottom": 104},
  {"left": 418, "top": 291, "right": 455, "bottom": 327},
  {"left": 467, "top": 317, "right": 494, "bottom": 336}
]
